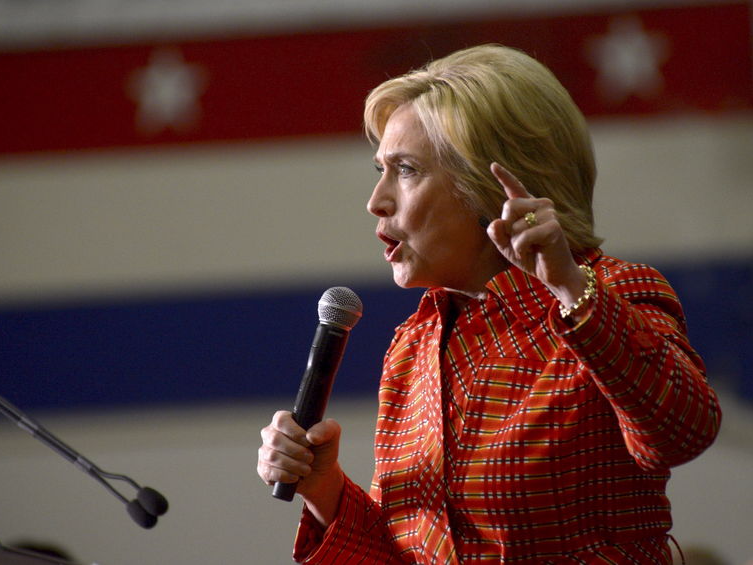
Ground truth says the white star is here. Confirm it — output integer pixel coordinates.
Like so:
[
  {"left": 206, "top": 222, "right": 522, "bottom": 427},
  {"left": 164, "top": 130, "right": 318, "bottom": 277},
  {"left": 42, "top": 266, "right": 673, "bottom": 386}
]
[
  {"left": 587, "top": 16, "right": 670, "bottom": 105},
  {"left": 128, "top": 48, "right": 207, "bottom": 135}
]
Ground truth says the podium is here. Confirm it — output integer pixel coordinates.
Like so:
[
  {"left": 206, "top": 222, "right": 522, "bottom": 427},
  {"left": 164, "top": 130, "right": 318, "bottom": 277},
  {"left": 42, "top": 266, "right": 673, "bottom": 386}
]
[{"left": 0, "top": 545, "right": 78, "bottom": 565}]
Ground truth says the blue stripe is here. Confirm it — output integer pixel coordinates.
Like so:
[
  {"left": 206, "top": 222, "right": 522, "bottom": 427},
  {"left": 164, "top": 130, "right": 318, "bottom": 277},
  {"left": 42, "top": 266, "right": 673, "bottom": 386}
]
[
  {"left": 0, "top": 258, "right": 750, "bottom": 410},
  {"left": 0, "top": 285, "right": 423, "bottom": 410}
]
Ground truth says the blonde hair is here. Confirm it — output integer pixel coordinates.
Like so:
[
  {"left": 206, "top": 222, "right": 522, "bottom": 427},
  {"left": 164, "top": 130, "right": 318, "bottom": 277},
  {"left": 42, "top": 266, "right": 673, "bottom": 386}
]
[{"left": 364, "top": 44, "right": 602, "bottom": 251}]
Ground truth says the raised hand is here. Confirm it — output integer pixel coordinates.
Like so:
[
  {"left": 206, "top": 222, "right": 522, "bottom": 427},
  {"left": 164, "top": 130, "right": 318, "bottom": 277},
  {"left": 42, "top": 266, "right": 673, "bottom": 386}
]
[{"left": 486, "top": 162, "right": 589, "bottom": 315}]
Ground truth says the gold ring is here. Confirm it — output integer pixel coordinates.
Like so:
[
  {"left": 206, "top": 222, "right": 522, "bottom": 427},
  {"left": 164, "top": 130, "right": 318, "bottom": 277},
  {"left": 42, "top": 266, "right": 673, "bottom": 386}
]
[{"left": 524, "top": 211, "right": 537, "bottom": 227}]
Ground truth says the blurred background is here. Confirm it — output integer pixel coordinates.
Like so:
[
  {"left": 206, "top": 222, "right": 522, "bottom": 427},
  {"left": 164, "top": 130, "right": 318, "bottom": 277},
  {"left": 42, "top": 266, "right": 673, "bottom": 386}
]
[{"left": 0, "top": 0, "right": 751, "bottom": 563}]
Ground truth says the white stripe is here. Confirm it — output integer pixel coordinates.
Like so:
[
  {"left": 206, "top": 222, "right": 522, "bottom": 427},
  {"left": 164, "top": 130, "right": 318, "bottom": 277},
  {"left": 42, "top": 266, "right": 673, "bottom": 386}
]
[{"left": 1, "top": 117, "right": 751, "bottom": 306}]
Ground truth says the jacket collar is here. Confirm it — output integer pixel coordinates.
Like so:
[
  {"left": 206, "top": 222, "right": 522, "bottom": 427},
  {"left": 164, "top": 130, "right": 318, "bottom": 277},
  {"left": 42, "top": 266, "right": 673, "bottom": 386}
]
[{"left": 418, "top": 248, "right": 602, "bottom": 327}]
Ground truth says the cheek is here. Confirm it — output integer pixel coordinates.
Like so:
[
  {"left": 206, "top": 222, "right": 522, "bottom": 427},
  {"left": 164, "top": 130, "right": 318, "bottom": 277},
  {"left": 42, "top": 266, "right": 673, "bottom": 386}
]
[{"left": 401, "top": 200, "right": 429, "bottom": 232}]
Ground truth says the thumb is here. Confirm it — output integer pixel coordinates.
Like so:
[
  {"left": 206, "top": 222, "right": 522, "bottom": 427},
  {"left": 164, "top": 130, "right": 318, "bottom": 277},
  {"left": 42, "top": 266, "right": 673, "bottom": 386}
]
[
  {"left": 306, "top": 418, "right": 341, "bottom": 446},
  {"left": 486, "top": 218, "right": 510, "bottom": 252}
]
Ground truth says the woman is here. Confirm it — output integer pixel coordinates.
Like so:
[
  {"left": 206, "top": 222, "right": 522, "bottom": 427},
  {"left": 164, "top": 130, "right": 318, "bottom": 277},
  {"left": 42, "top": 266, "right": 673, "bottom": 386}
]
[{"left": 257, "top": 44, "right": 721, "bottom": 564}]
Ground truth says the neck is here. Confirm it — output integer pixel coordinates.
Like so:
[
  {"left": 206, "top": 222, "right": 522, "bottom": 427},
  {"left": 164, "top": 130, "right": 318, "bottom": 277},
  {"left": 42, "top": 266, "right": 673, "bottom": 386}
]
[{"left": 443, "top": 252, "right": 509, "bottom": 306}]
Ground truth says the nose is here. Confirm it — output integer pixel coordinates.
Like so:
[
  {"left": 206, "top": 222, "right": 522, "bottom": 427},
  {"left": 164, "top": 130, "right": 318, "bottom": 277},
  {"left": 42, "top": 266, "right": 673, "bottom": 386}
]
[{"left": 367, "top": 175, "right": 395, "bottom": 218}]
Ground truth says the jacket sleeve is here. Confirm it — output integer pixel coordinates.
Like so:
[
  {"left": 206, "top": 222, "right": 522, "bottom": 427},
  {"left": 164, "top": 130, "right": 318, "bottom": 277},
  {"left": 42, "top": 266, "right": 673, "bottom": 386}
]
[
  {"left": 293, "top": 475, "right": 405, "bottom": 564},
  {"left": 555, "top": 260, "right": 721, "bottom": 471}
]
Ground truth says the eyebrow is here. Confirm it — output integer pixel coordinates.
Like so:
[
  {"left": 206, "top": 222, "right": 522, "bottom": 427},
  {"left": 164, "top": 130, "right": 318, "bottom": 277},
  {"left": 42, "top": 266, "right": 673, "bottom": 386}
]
[{"left": 373, "top": 151, "right": 419, "bottom": 164}]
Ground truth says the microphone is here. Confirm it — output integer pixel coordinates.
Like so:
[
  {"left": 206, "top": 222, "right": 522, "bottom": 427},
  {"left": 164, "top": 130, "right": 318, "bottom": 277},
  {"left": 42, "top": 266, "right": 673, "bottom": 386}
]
[
  {"left": 272, "top": 286, "right": 363, "bottom": 502},
  {"left": 0, "top": 395, "right": 169, "bottom": 529}
]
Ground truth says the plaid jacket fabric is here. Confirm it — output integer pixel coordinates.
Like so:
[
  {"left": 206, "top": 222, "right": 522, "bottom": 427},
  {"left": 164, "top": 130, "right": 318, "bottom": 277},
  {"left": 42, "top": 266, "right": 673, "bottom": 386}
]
[{"left": 294, "top": 250, "right": 721, "bottom": 564}]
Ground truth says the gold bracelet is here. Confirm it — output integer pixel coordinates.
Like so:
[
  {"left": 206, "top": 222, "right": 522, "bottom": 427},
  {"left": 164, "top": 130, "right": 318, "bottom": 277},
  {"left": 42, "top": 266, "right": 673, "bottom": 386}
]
[{"left": 559, "top": 264, "right": 596, "bottom": 318}]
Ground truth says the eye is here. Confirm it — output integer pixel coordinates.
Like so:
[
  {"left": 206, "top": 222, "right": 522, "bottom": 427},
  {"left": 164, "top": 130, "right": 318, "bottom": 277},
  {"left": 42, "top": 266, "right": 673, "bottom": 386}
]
[
  {"left": 374, "top": 163, "right": 385, "bottom": 175},
  {"left": 397, "top": 163, "right": 416, "bottom": 176}
]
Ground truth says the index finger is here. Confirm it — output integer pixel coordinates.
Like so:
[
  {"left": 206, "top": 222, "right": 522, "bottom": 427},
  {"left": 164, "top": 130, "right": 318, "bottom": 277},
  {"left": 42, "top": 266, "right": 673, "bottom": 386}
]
[
  {"left": 272, "top": 410, "right": 310, "bottom": 446},
  {"left": 491, "top": 162, "right": 531, "bottom": 200}
]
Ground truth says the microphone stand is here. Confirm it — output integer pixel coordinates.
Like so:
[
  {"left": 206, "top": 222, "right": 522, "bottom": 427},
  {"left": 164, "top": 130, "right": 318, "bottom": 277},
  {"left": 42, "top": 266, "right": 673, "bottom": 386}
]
[
  {"left": 0, "top": 542, "right": 77, "bottom": 565},
  {"left": 0, "top": 395, "right": 168, "bottom": 529}
]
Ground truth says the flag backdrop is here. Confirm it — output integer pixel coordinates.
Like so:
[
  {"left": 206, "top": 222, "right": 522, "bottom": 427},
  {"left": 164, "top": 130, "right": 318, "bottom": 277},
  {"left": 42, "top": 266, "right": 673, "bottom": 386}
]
[
  {"left": 1, "top": 1, "right": 751, "bottom": 410},
  {"left": 1, "top": 2, "right": 751, "bottom": 154}
]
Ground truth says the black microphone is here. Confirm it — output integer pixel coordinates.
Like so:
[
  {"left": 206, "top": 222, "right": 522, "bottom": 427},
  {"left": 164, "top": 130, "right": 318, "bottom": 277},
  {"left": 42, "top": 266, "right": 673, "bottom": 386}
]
[
  {"left": 272, "top": 286, "right": 363, "bottom": 502},
  {"left": 0, "top": 395, "right": 169, "bottom": 529}
]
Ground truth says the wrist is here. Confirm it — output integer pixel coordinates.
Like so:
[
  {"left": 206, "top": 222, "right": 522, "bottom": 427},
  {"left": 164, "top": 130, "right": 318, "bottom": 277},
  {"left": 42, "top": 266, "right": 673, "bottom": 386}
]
[
  {"left": 546, "top": 262, "right": 587, "bottom": 305},
  {"left": 301, "top": 466, "right": 345, "bottom": 528},
  {"left": 556, "top": 264, "right": 596, "bottom": 320}
]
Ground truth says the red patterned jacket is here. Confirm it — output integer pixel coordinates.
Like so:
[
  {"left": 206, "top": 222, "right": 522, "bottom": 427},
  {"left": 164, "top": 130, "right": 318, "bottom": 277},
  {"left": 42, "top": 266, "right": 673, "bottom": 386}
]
[{"left": 293, "top": 250, "right": 721, "bottom": 564}]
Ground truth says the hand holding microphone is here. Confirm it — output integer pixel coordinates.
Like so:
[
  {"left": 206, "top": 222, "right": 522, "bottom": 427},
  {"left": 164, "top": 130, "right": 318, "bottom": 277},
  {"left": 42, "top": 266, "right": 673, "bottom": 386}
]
[{"left": 258, "top": 287, "right": 362, "bottom": 502}]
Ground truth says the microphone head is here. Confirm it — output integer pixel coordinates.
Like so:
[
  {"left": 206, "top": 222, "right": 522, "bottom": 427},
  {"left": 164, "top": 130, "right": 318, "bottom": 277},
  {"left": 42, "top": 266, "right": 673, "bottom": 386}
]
[
  {"left": 137, "top": 486, "right": 169, "bottom": 517},
  {"left": 126, "top": 499, "right": 158, "bottom": 529},
  {"left": 318, "top": 287, "right": 363, "bottom": 330}
]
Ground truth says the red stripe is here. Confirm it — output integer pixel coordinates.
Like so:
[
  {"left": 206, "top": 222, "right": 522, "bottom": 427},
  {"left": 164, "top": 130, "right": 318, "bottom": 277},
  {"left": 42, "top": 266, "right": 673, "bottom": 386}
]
[{"left": 1, "top": 2, "right": 750, "bottom": 155}]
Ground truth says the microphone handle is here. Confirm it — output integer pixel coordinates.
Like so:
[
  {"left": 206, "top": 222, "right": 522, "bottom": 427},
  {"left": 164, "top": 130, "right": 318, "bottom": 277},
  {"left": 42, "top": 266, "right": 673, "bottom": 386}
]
[{"left": 272, "top": 323, "right": 349, "bottom": 501}]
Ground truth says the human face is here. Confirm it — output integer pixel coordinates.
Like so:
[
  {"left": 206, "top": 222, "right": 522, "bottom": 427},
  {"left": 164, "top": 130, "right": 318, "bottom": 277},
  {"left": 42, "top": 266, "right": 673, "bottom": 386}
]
[{"left": 367, "top": 104, "right": 504, "bottom": 295}]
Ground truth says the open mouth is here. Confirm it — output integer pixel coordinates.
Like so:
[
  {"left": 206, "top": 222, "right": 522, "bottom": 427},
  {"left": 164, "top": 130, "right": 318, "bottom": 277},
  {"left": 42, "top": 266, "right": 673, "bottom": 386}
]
[{"left": 377, "top": 232, "right": 401, "bottom": 262}]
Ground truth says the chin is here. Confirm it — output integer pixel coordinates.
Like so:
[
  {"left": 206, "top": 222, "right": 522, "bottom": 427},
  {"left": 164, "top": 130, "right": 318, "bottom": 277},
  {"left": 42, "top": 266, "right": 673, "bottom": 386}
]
[
  {"left": 392, "top": 275, "right": 413, "bottom": 289},
  {"left": 391, "top": 267, "right": 418, "bottom": 290},
  {"left": 391, "top": 269, "right": 436, "bottom": 291}
]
